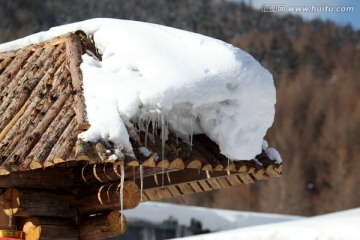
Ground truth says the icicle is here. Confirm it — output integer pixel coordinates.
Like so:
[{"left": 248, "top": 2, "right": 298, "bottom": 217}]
[
  {"left": 145, "top": 119, "right": 150, "bottom": 148},
  {"left": 140, "top": 165, "right": 144, "bottom": 202},
  {"left": 119, "top": 165, "right": 125, "bottom": 229},
  {"left": 152, "top": 116, "right": 158, "bottom": 144},
  {"left": 206, "top": 170, "right": 211, "bottom": 179},
  {"left": 176, "top": 115, "right": 179, "bottom": 151},
  {"left": 166, "top": 172, "right": 171, "bottom": 184},
  {"left": 161, "top": 113, "right": 165, "bottom": 162},
  {"left": 227, "top": 158, "right": 230, "bottom": 169},
  {"left": 161, "top": 112, "right": 165, "bottom": 188},
  {"left": 189, "top": 114, "right": 195, "bottom": 151}
]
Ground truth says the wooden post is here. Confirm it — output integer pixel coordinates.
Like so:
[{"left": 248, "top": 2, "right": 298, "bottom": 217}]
[
  {"left": 23, "top": 217, "right": 78, "bottom": 240},
  {"left": 2, "top": 188, "right": 76, "bottom": 219},
  {"left": 78, "top": 181, "right": 140, "bottom": 214},
  {"left": 79, "top": 211, "right": 127, "bottom": 240}
]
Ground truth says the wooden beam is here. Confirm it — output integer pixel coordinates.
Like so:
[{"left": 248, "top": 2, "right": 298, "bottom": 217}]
[
  {"left": 79, "top": 211, "right": 127, "bottom": 240},
  {"left": 22, "top": 217, "right": 78, "bottom": 240},
  {"left": 77, "top": 181, "right": 140, "bottom": 214},
  {"left": 80, "top": 163, "right": 121, "bottom": 185},
  {"left": 0, "top": 168, "right": 75, "bottom": 189},
  {"left": 2, "top": 188, "right": 76, "bottom": 219},
  {"left": 137, "top": 168, "right": 240, "bottom": 190}
]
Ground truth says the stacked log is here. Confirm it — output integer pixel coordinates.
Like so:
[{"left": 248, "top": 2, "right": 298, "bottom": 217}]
[
  {"left": 22, "top": 217, "right": 78, "bottom": 240},
  {"left": 2, "top": 188, "right": 76, "bottom": 219},
  {"left": 79, "top": 211, "right": 127, "bottom": 240},
  {"left": 78, "top": 181, "right": 140, "bottom": 214}
]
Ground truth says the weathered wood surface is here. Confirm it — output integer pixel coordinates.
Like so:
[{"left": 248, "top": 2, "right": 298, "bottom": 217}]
[
  {"left": 75, "top": 139, "right": 91, "bottom": 161},
  {"left": 0, "top": 45, "right": 60, "bottom": 135},
  {"left": 2, "top": 188, "right": 76, "bottom": 219},
  {"left": 0, "top": 52, "right": 67, "bottom": 159},
  {"left": 79, "top": 211, "right": 127, "bottom": 240},
  {"left": 78, "top": 181, "right": 140, "bottom": 214},
  {"left": 23, "top": 217, "right": 78, "bottom": 240},
  {"left": 27, "top": 101, "right": 76, "bottom": 169},
  {"left": 7, "top": 90, "right": 71, "bottom": 167},
  {"left": 65, "top": 34, "right": 88, "bottom": 125},
  {"left": 44, "top": 117, "right": 77, "bottom": 166},
  {"left": 79, "top": 162, "right": 128, "bottom": 185},
  {"left": 0, "top": 195, "right": 11, "bottom": 229},
  {"left": 0, "top": 167, "right": 75, "bottom": 188}
]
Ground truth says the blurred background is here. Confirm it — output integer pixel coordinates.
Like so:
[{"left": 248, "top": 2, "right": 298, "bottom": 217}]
[{"left": 1, "top": 0, "right": 359, "bottom": 217}]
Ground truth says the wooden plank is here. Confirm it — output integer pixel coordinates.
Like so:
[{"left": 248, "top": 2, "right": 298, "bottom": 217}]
[
  {"left": 143, "top": 188, "right": 163, "bottom": 201},
  {"left": 158, "top": 188, "right": 173, "bottom": 199},
  {"left": 226, "top": 175, "right": 243, "bottom": 186},
  {"left": 252, "top": 169, "right": 268, "bottom": 180},
  {"left": 206, "top": 179, "right": 222, "bottom": 190},
  {"left": 266, "top": 165, "right": 281, "bottom": 177},
  {"left": 177, "top": 183, "right": 195, "bottom": 195},
  {"left": 238, "top": 174, "right": 254, "bottom": 184},
  {"left": 189, "top": 182, "right": 203, "bottom": 193},
  {"left": 198, "top": 180, "right": 212, "bottom": 191},
  {"left": 216, "top": 177, "right": 231, "bottom": 188},
  {"left": 166, "top": 186, "right": 182, "bottom": 197}
]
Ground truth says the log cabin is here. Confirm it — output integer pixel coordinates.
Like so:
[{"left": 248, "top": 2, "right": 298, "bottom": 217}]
[{"left": 0, "top": 31, "right": 282, "bottom": 239}]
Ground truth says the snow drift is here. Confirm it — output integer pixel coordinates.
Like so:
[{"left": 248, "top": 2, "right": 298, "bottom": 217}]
[{"left": 0, "top": 18, "right": 277, "bottom": 161}]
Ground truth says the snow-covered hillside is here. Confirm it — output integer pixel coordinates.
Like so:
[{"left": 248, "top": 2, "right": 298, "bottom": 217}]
[{"left": 0, "top": 18, "right": 278, "bottom": 161}]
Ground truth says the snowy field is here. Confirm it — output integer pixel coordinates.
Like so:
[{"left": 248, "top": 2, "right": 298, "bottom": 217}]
[
  {"left": 125, "top": 202, "right": 360, "bottom": 240},
  {"left": 165, "top": 205, "right": 360, "bottom": 240}
]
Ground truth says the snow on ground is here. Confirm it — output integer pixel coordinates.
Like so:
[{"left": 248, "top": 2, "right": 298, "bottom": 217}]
[
  {"left": 172, "top": 207, "right": 360, "bottom": 240},
  {"left": 0, "top": 18, "right": 277, "bottom": 161},
  {"left": 124, "top": 202, "right": 301, "bottom": 232}
]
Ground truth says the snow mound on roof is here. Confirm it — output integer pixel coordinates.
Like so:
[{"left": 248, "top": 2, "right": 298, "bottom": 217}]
[{"left": 0, "top": 18, "right": 277, "bottom": 160}]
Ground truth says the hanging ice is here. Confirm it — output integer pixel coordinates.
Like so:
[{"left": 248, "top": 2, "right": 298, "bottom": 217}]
[
  {"left": 139, "top": 165, "right": 144, "bottom": 202},
  {"left": 119, "top": 165, "right": 125, "bottom": 228}
]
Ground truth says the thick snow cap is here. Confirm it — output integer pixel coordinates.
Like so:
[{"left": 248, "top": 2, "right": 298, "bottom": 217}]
[{"left": 0, "top": 18, "right": 277, "bottom": 161}]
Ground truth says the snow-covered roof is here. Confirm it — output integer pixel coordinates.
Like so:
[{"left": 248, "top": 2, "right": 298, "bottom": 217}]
[
  {"left": 0, "top": 18, "right": 279, "bottom": 163},
  {"left": 0, "top": 19, "right": 282, "bottom": 203}
]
